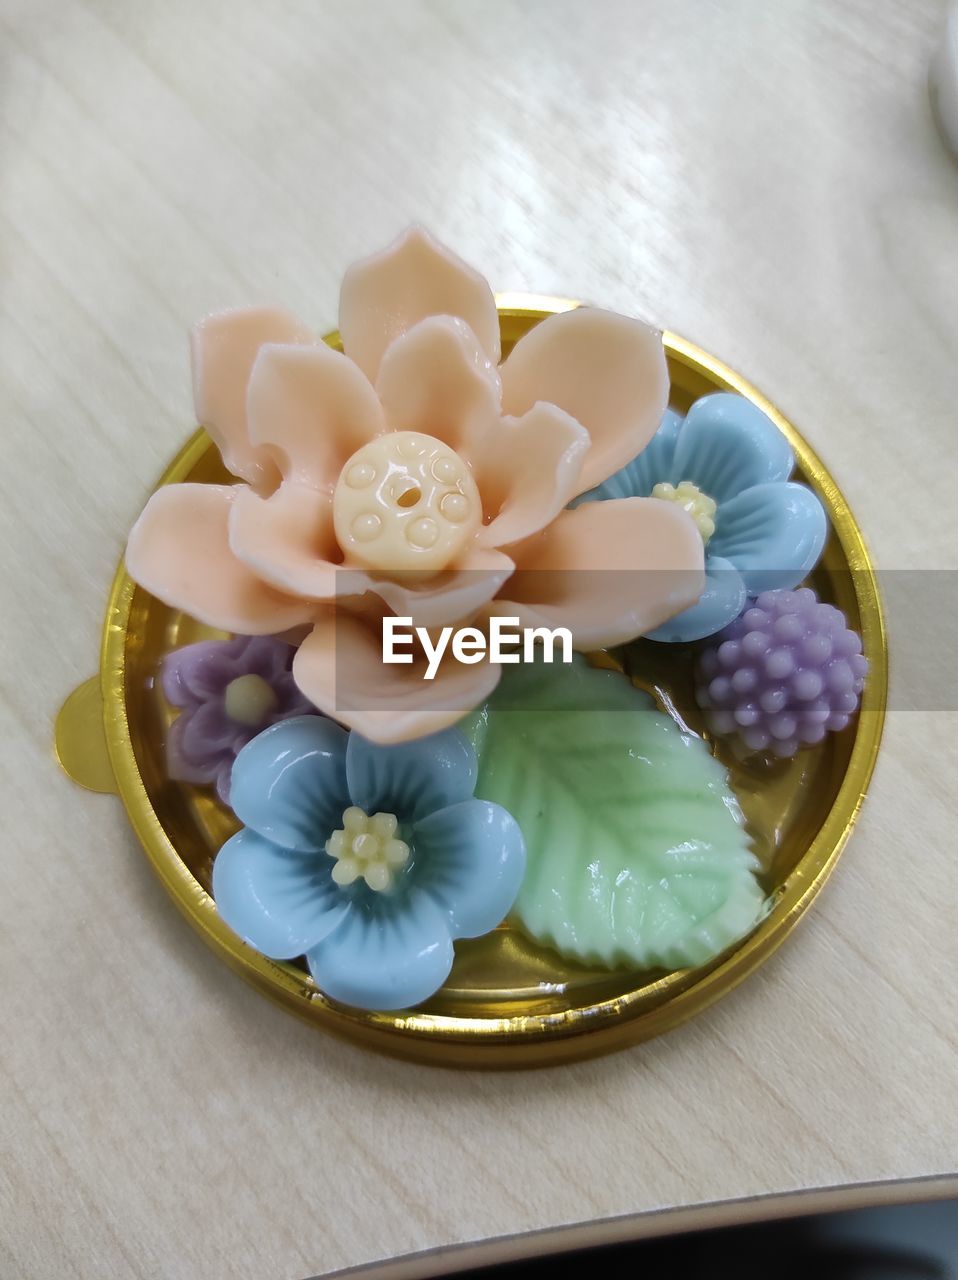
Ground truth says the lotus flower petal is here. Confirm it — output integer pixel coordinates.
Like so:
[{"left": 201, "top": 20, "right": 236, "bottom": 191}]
[
  {"left": 191, "top": 307, "right": 316, "bottom": 487},
  {"left": 229, "top": 483, "right": 341, "bottom": 601},
  {"left": 499, "top": 307, "right": 668, "bottom": 495},
  {"left": 126, "top": 484, "right": 316, "bottom": 633},
  {"left": 375, "top": 315, "right": 501, "bottom": 454},
  {"left": 293, "top": 612, "right": 501, "bottom": 744},
  {"left": 474, "top": 403, "right": 590, "bottom": 548},
  {"left": 339, "top": 226, "right": 500, "bottom": 382},
  {"left": 495, "top": 497, "right": 705, "bottom": 649},
  {"left": 357, "top": 546, "right": 515, "bottom": 629},
  {"left": 246, "top": 341, "right": 385, "bottom": 490},
  {"left": 573, "top": 406, "right": 683, "bottom": 504}
]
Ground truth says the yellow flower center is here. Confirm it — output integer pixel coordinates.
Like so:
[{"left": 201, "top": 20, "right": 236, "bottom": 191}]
[
  {"left": 651, "top": 480, "right": 717, "bottom": 542},
  {"left": 325, "top": 806, "right": 410, "bottom": 892},
  {"left": 332, "top": 431, "right": 481, "bottom": 575},
  {"left": 223, "top": 673, "right": 279, "bottom": 726}
]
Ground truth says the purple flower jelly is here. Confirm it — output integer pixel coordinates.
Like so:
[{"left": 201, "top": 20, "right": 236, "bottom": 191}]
[{"left": 695, "top": 587, "right": 868, "bottom": 758}]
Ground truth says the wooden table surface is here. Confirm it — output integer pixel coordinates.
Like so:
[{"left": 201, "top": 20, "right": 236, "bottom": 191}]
[{"left": 2, "top": 2, "right": 956, "bottom": 1277}]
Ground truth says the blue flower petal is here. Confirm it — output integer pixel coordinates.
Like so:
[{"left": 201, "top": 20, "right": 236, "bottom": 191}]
[
  {"left": 306, "top": 889, "right": 454, "bottom": 1010},
  {"left": 412, "top": 800, "right": 526, "bottom": 938},
  {"left": 573, "top": 407, "right": 683, "bottom": 504},
  {"left": 230, "top": 715, "right": 349, "bottom": 852},
  {"left": 709, "top": 481, "right": 827, "bottom": 594},
  {"left": 670, "top": 393, "right": 795, "bottom": 503},
  {"left": 346, "top": 727, "right": 477, "bottom": 824},
  {"left": 644, "top": 555, "right": 747, "bottom": 642},
  {"left": 212, "top": 827, "right": 350, "bottom": 960}
]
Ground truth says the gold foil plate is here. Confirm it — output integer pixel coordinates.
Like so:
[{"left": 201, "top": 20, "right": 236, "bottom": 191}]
[{"left": 56, "top": 298, "right": 887, "bottom": 1068}]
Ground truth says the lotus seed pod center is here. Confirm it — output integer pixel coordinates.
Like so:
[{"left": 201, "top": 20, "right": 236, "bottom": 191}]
[
  {"left": 333, "top": 431, "right": 481, "bottom": 573},
  {"left": 325, "top": 806, "right": 410, "bottom": 892},
  {"left": 651, "top": 480, "right": 718, "bottom": 542}
]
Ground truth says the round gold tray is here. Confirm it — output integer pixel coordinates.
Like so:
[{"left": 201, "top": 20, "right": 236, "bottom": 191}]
[{"left": 56, "top": 296, "right": 887, "bottom": 1068}]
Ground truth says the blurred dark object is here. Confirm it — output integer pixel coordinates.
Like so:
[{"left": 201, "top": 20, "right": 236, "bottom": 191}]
[{"left": 441, "top": 1201, "right": 956, "bottom": 1280}]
